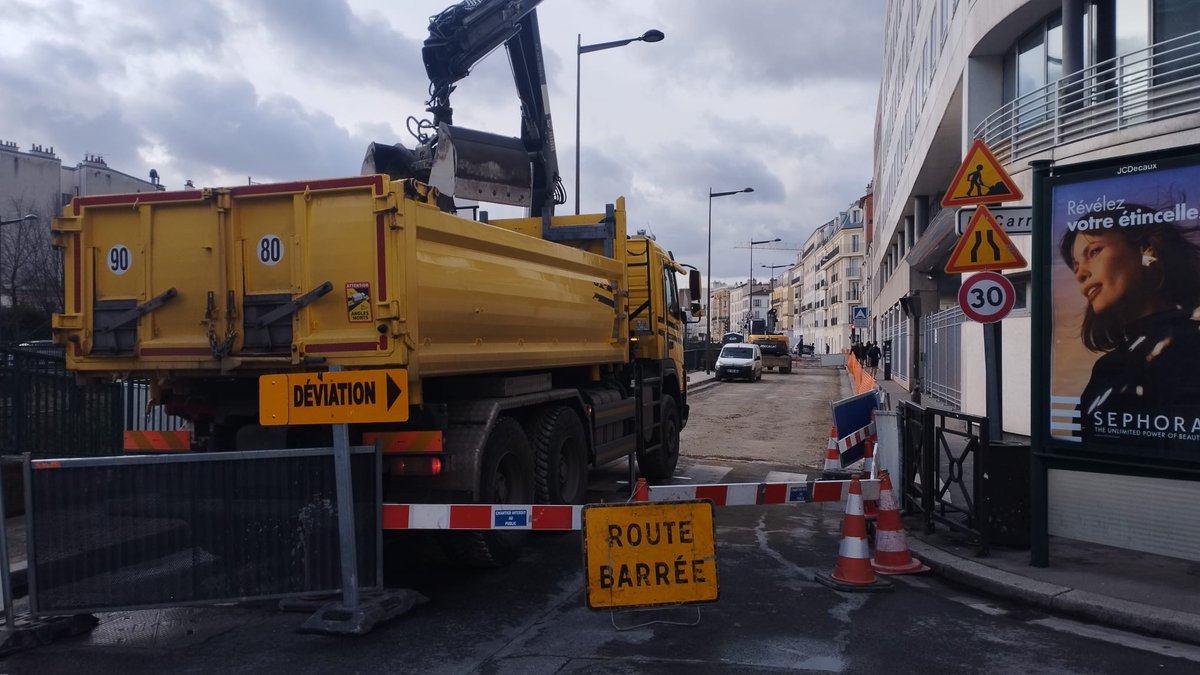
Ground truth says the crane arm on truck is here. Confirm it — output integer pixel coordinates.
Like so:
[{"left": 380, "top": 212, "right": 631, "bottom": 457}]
[{"left": 363, "top": 0, "right": 563, "bottom": 218}]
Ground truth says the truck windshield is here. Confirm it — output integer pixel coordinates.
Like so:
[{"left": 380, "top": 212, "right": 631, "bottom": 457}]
[{"left": 721, "top": 347, "right": 754, "bottom": 359}]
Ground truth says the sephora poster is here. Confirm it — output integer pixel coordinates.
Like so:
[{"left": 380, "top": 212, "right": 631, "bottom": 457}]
[{"left": 1049, "top": 151, "right": 1200, "bottom": 458}]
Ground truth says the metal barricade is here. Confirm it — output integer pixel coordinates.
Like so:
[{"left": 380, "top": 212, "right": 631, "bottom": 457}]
[{"left": 25, "top": 448, "right": 381, "bottom": 615}]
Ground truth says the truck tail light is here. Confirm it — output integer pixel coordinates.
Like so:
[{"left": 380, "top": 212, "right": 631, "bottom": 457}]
[{"left": 388, "top": 456, "right": 443, "bottom": 476}]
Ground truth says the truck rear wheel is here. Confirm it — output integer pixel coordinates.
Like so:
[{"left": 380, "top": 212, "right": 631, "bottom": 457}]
[
  {"left": 528, "top": 406, "right": 588, "bottom": 505},
  {"left": 441, "top": 417, "right": 534, "bottom": 567},
  {"left": 637, "top": 395, "right": 679, "bottom": 480}
]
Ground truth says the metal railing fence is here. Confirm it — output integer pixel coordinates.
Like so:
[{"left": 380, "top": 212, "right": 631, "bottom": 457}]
[
  {"left": 1, "top": 347, "right": 186, "bottom": 458},
  {"left": 975, "top": 30, "right": 1200, "bottom": 165},
  {"left": 921, "top": 307, "right": 965, "bottom": 409}
]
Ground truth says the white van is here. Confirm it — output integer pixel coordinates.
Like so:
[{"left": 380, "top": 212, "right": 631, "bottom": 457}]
[{"left": 714, "top": 343, "right": 762, "bottom": 382}]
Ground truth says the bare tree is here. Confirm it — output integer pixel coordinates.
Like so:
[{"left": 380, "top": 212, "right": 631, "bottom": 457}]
[{"left": 1, "top": 196, "right": 61, "bottom": 341}]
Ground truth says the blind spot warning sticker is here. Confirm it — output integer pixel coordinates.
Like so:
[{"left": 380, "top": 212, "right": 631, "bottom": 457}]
[{"left": 346, "top": 282, "right": 372, "bottom": 323}]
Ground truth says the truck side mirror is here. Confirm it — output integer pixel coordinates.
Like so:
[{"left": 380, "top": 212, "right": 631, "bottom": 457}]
[{"left": 688, "top": 269, "right": 702, "bottom": 315}]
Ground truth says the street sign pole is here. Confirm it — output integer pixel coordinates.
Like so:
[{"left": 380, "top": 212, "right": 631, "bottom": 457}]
[
  {"left": 943, "top": 139, "right": 1023, "bottom": 454},
  {"left": 984, "top": 322, "right": 1002, "bottom": 442}
]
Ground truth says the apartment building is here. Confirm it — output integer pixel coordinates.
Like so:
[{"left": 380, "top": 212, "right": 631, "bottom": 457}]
[
  {"left": 710, "top": 285, "right": 732, "bottom": 338},
  {"left": 798, "top": 203, "right": 867, "bottom": 354},
  {"left": 0, "top": 141, "right": 162, "bottom": 216}
]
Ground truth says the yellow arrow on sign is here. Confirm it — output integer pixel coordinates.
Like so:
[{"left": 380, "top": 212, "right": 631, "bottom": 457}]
[
  {"left": 945, "top": 206, "right": 1028, "bottom": 274},
  {"left": 258, "top": 369, "right": 409, "bottom": 426}
]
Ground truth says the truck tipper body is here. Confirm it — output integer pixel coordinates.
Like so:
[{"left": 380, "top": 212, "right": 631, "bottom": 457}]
[
  {"left": 52, "top": 177, "right": 699, "bottom": 565},
  {"left": 747, "top": 333, "right": 792, "bottom": 373}
]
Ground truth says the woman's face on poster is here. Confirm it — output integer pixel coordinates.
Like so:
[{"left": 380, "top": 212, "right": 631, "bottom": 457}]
[{"left": 1070, "top": 231, "right": 1150, "bottom": 316}]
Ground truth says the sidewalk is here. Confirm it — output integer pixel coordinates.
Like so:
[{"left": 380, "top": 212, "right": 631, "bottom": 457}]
[{"left": 872, "top": 374, "right": 1200, "bottom": 646}]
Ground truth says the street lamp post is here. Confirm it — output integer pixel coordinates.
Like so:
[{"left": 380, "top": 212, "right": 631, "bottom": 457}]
[
  {"left": 747, "top": 237, "right": 780, "bottom": 333},
  {"left": 576, "top": 29, "right": 664, "bottom": 215},
  {"left": 705, "top": 187, "right": 754, "bottom": 372},
  {"left": 0, "top": 215, "right": 36, "bottom": 227}
]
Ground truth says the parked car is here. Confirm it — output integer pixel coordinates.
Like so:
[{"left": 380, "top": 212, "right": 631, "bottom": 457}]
[{"left": 714, "top": 343, "right": 762, "bottom": 382}]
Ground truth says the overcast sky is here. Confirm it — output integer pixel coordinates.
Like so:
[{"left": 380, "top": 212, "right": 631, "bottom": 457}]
[{"left": 0, "top": 0, "right": 882, "bottom": 286}]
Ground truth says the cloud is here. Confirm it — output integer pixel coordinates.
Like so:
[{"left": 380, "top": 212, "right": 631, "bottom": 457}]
[
  {"left": 642, "top": 0, "right": 885, "bottom": 87},
  {"left": 235, "top": 0, "right": 433, "bottom": 94},
  {"left": 0, "top": 40, "right": 144, "bottom": 168},
  {"left": 105, "top": 0, "right": 228, "bottom": 54},
  {"left": 134, "top": 72, "right": 363, "bottom": 184}
]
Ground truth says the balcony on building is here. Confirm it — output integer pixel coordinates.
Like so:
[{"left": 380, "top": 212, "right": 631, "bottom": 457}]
[{"left": 977, "top": 23, "right": 1200, "bottom": 167}]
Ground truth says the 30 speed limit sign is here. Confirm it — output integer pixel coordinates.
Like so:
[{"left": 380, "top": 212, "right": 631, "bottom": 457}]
[{"left": 958, "top": 271, "right": 1015, "bottom": 324}]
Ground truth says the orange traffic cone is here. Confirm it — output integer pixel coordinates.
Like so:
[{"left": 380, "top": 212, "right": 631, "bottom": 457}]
[
  {"left": 822, "top": 426, "right": 841, "bottom": 473},
  {"left": 871, "top": 471, "right": 929, "bottom": 575},
  {"left": 633, "top": 478, "right": 649, "bottom": 502},
  {"left": 816, "top": 476, "right": 892, "bottom": 592}
]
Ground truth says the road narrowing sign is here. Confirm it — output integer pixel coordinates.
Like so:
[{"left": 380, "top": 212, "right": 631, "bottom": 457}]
[
  {"left": 945, "top": 206, "right": 1028, "bottom": 274},
  {"left": 582, "top": 500, "right": 718, "bottom": 610},
  {"left": 941, "top": 138, "right": 1023, "bottom": 208},
  {"left": 958, "top": 271, "right": 1016, "bottom": 324},
  {"left": 259, "top": 369, "right": 408, "bottom": 426}
]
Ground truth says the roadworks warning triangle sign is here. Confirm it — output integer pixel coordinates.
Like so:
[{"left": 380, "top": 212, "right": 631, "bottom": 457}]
[
  {"left": 945, "top": 206, "right": 1027, "bottom": 274},
  {"left": 941, "top": 139, "right": 1023, "bottom": 208}
]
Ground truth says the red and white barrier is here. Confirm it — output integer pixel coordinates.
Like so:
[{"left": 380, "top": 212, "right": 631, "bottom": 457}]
[
  {"left": 635, "top": 479, "right": 879, "bottom": 505},
  {"left": 381, "top": 478, "right": 880, "bottom": 531},
  {"left": 383, "top": 503, "right": 583, "bottom": 531},
  {"left": 837, "top": 422, "right": 876, "bottom": 454}
]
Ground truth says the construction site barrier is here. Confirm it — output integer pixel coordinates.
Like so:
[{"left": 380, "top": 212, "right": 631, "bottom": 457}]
[{"left": 380, "top": 478, "right": 881, "bottom": 531}]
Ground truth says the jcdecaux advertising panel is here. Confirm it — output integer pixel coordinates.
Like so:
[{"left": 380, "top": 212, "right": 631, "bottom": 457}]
[{"left": 1045, "top": 146, "right": 1200, "bottom": 463}]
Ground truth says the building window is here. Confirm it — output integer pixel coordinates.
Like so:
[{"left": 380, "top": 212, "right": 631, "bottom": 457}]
[
  {"left": 1155, "top": 0, "right": 1200, "bottom": 84},
  {"left": 1009, "top": 272, "right": 1031, "bottom": 312}
]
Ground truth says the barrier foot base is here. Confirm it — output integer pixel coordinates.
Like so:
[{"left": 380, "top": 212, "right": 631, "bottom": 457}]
[
  {"left": 0, "top": 612, "right": 98, "bottom": 657},
  {"left": 815, "top": 572, "right": 893, "bottom": 593},
  {"left": 298, "top": 589, "right": 428, "bottom": 636}
]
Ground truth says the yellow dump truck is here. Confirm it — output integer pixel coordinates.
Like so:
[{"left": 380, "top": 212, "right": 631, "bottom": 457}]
[
  {"left": 747, "top": 334, "right": 792, "bottom": 374},
  {"left": 51, "top": 0, "right": 701, "bottom": 567},
  {"left": 51, "top": 176, "right": 700, "bottom": 565}
]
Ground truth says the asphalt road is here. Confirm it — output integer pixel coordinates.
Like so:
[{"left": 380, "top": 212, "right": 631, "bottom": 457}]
[
  {"left": 682, "top": 361, "right": 851, "bottom": 469},
  {"left": 6, "top": 363, "right": 1200, "bottom": 673}
]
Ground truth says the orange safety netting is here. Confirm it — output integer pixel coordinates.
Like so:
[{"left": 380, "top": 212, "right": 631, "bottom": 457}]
[{"left": 845, "top": 352, "right": 877, "bottom": 395}]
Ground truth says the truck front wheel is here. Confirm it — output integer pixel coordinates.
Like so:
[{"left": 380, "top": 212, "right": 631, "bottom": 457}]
[
  {"left": 637, "top": 395, "right": 679, "bottom": 480},
  {"left": 529, "top": 406, "right": 588, "bottom": 505},
  {"left": 441, "top": 417, "right": 534, "bottom": 567}
]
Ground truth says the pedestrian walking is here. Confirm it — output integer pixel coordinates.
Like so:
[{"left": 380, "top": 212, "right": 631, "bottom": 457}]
[{"left": 867, "top": 342, "right": 881, "bottom": 378}]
